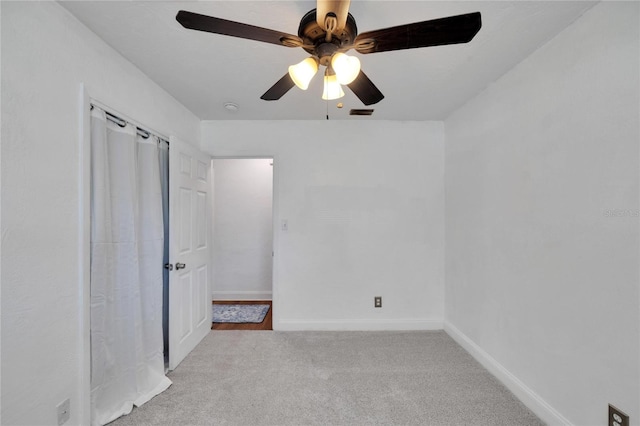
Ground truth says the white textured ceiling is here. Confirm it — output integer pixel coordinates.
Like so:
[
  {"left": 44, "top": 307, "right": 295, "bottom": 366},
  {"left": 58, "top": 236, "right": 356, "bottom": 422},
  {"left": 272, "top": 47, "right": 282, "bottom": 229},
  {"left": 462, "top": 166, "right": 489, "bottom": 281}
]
[{"left": 60, "top": 1, "right": 596, "bottom": 120}]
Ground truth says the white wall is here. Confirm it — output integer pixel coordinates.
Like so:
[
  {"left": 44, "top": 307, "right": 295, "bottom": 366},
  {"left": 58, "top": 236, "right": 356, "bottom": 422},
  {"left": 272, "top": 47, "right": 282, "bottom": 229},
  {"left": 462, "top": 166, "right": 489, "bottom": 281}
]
[
  {"left": 5, "top": 1, "right": 635, "bottom": 424},
  {"left": 212, "top": 158, "right": 273, "bottom": 300},
  {"left": 444, "top": 2, "right": 639, "bottom": 425},
  {"left": 1, "top": 2, "right": 200, "bottom": 425},
  {"left": 202, "top": 121, "right": 445, "bottom": 330}
]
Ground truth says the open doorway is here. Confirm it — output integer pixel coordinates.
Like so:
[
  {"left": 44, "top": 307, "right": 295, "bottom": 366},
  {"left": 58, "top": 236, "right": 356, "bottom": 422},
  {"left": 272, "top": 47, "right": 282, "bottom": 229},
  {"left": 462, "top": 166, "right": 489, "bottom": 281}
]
[{"left": 211, "top": 158, "right": 274, "bottom": 330}]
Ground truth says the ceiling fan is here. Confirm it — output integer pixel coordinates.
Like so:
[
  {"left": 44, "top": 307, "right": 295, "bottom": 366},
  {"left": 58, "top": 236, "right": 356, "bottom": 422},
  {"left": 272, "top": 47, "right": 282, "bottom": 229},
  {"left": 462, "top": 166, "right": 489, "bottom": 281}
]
[{"left": 176, "top": 1, "right": 481, "bottom": 106}]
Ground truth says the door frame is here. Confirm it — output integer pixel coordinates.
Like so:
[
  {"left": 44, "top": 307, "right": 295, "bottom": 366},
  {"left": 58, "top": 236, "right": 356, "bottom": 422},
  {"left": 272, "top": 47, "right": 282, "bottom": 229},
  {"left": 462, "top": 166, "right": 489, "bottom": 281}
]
[
  {"left": 210, "top": 156, "right": 279, "bottom": 328},
  {"left": 79, "top": 85, "right": 92, "bottom": 426}
]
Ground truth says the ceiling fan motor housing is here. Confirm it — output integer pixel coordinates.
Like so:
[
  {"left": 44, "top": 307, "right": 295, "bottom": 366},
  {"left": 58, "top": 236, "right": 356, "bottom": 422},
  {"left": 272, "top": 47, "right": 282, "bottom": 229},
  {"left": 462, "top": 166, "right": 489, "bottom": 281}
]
[
  {"left": 299, "top": 9, "right": 358, "bottom": 65},
  {"left": 315, "top": 43, "right": 339, "bottom": 66}
]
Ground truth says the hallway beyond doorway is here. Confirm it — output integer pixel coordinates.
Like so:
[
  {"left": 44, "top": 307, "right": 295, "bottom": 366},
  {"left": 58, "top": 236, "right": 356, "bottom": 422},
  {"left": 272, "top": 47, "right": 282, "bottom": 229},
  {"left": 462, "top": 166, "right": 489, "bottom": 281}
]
[{"left": 211, "top": 301, "right": 273, "bottom": 331}]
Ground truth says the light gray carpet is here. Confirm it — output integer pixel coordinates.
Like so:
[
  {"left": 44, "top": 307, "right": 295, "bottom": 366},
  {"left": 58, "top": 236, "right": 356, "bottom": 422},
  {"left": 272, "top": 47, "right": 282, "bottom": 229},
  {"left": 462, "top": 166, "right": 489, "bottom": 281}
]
[{"left": 111, "top": 331, "right": 544, "bottom": 425}]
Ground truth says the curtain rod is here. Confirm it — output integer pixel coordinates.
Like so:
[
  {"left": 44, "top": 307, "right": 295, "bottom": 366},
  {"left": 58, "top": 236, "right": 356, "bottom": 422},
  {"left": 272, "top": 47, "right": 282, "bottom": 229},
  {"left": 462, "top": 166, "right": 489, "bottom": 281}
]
[{"left": 90, "top": 103, "right": 169, "bottom": 145}]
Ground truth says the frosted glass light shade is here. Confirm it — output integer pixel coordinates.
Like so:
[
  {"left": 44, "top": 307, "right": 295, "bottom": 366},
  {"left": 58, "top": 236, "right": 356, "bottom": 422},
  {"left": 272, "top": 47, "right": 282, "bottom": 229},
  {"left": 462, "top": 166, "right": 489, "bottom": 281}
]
[
  {"left": 322, "top": 74, "right": 345, "bottom": 100},
  {"left": 331, "top": 52, "right": 361, "bottom": 85},
  {"left": 288, "top": 58, "right": 318, "bottom": 90}
]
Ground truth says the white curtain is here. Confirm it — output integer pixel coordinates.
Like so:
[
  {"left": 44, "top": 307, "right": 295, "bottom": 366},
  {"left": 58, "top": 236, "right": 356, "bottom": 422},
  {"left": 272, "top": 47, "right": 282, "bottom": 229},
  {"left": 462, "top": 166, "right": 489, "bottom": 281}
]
[{"left": 90, "top": 107, "right": 171, "bottom": 425}]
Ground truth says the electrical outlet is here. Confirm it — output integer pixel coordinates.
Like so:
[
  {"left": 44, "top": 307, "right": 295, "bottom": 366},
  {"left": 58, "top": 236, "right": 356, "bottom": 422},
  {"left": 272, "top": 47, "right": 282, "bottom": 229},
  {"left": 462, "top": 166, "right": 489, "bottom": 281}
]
[
  {"left": 609, "top": 404, "right": 629, "bottom": 426},
  {"left": 374, "top": 296, "right": 382, "bottom": 308},
  {"left": 57, "top": 398, "right": 70, "bottom": 425}
]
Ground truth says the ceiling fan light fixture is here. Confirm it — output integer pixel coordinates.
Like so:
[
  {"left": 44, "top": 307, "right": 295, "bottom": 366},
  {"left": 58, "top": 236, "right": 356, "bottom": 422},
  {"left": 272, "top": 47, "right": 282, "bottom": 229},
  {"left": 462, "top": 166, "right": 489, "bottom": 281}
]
[
  {"left": 288, "top": 57, "right": 318, "bottom": 90},
  {"left": 331, "top": 52, "right": 361, "bottom": 85},
  {"left": 322, "top": 69, "right": 345, "bottom": 100}
]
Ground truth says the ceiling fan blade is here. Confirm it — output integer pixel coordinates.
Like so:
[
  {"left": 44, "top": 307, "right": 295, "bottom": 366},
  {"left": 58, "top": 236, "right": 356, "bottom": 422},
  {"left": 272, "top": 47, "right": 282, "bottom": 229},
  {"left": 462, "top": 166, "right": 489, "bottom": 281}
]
[
  {"left": 316, "top": 0, "right": 351, "bottom": 33},
  {"left": 261, "top": 73, "right": 296, "bottom": 101},
  {"left": 347, "top": 70, "right": 384, "bottom": 106},
  {"left": 354, "top": 12, "right": 481, "bottom": 54},
  {"left": 176, "top": 10, "right": 303, "bottom": 47}
]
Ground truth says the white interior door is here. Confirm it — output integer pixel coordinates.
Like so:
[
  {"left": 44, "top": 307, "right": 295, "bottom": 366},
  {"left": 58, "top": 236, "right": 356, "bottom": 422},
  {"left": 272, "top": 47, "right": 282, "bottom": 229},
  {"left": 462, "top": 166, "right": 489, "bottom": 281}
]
[{"left": 168, "top": 136, "right": 212, "bottom": 370}]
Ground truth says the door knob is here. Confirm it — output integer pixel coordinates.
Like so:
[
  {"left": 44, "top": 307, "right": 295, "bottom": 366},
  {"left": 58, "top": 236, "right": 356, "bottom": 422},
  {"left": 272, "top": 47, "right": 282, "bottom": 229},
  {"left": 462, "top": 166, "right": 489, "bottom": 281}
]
[{"left": 176, "top": 262, "right": 186, "bottom": 270}]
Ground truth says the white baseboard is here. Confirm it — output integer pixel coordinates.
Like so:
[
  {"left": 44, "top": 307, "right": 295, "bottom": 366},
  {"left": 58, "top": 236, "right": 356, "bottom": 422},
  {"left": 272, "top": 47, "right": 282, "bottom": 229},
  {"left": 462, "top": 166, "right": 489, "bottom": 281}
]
[
  {"left": 212, "top": 290, "right": 272, "bottom": 301},
  {"left": 444, "top": 321, "right": 572, "bottom": 426},
  {"left": 275, "top": 318, "right": 443, "bottom": 331}
]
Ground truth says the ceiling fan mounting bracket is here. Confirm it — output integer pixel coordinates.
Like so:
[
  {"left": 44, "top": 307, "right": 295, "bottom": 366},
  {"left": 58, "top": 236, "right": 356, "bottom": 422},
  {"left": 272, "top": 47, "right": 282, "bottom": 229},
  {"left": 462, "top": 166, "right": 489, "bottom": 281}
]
[
  {"left": 279, "top": 35, "right": 303, "bottom": 48},
  {"left": 323, "top": 13, "right": 338, "bottom": 41}
]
